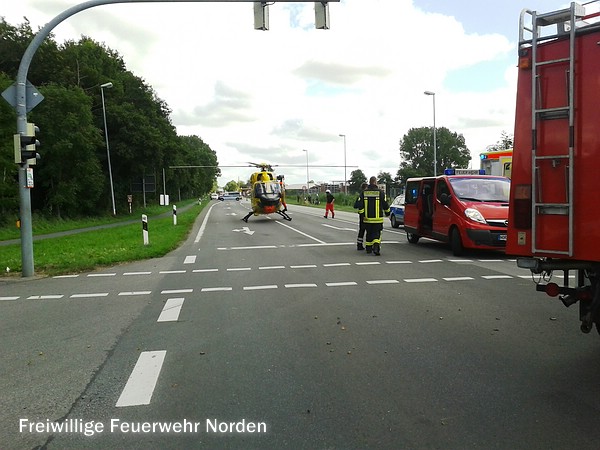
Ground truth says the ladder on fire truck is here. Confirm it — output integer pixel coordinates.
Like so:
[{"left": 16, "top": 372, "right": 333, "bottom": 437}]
[{"left": 519, "top": 3, "right": 586, "bottom": 257}]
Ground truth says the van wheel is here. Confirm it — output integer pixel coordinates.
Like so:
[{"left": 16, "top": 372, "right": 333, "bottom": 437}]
[
  {"left": 450, "top": 228, "right": 464, "bottom": 256},
  {"left": 407, "top": 232, "right": 420, "bottom": 244},
  {"left": 391, "top": 215, "right": 399, "bottom": 228}
]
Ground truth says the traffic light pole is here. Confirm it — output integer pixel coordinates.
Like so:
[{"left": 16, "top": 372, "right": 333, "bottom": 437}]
[{"left": 13, "top": 0, "right": 339, "bottom": 277}]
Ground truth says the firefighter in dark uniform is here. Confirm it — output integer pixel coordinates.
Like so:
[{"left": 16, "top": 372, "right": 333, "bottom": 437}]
[
  {"left": 357, "top": 176, "right": 390, "bottom": 255},
  {"left": 353, "top": 182, "right": 368, "bottom": 250}
]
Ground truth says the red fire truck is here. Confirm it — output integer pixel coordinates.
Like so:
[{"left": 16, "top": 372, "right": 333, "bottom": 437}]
[{"left": 507, "top": 2, "right": 600, "bottom": 336}]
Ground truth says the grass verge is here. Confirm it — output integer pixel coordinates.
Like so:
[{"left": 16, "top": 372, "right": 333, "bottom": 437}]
[{"left": 1, "top": 201, "right": 205, "bottom": 278}]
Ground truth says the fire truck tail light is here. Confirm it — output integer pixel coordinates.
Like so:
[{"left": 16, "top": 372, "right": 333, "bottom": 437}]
[
  {"left": 518, "top": 49, "right": 531, "bottom": 70},
  {"left": 513, "top": 184, "right": 532, "bottom": 229},
  {"left": 545, "top": 283, "right": 560, "bottom": 297}
]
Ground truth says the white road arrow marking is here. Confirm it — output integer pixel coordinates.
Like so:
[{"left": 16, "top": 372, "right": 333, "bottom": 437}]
[{"left": 233, "top": 226, "right": 255, "bottom": 235}]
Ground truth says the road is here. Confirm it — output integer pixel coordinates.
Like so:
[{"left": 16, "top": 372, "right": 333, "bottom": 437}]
[{"left": 1, "top": 200, "right": 600, "bottom": 449}]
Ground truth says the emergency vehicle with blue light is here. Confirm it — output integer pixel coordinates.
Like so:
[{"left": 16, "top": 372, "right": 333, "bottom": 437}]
[{"left": 404, "top": 169, "right": 510, "bottom": 255}]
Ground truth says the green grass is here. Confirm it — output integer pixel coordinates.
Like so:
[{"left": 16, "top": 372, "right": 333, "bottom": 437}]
[
  {"left": 0, "top": 200, "right": 205, "bottom": 277},
  {"left": 0, "top": 201, "right": 196, "bottom": 241}
]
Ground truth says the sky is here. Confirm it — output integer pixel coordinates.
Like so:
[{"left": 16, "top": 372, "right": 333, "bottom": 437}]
[{"left": 2, "top": 0, "right": 584, "bottom": 188}]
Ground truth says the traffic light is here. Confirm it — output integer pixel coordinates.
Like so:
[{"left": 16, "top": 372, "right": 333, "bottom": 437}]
[
  {"left": 315, "top": 2, "right": 330, "bottom": 29},
  {"left": 14, "top": 122, "right": 40, "bottom": 164},
  {"left": 254, "top": 2, "right": 269, "bottom": 30}
]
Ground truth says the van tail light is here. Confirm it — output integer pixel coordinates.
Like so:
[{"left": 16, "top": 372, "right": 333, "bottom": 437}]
[{"left": 513, "top": 184, "right": 532, "bottom": 229}]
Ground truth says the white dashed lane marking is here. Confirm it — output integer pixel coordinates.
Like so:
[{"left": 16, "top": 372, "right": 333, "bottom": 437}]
[
  {"left": 443, "top": 277, "right": 475, "bottom": 281},
  {"left": 123, "top": 271, "right": 152, "bottom": 276},
  {"left": 404, "top": 278, "right": 438, "bottom": 283},
  {"left": 118, "top": 291, "right": 152, "bottom": 296},
  {"left": 70, "top": 293, "right": 109, "bottom": 298},
  {"left": 0, "top": 297, "right": 19, "bottom": 301},
  {"left": 116, "top": 350, "right": 166, "bottom": 407},
  {"left": 27, "top": 295, "right": 64, "bottom": 300},
  {"left": 326, "top": 282, "right": 358, "bottom": 287},
  {"left": 157, "top": 298, "right": 184, "bottom": 322},
  {"left": 161, "top": 289, "right": 193, "bottom": 295},
  {"left": 243, "top": 285, "right": 278, "bottom": 291},
  {"left": 366, "top": 280, "right": 400, "bottom": 285}
]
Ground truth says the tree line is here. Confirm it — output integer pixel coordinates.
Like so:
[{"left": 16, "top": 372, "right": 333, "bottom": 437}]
[{"left": 0, "top": 19, "right": 219, "bottom": 224}]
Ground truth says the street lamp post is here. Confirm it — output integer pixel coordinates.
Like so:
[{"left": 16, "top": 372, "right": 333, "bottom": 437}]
[
  {"left": 339, "top": 134, "right": 347, "bottom": 193},
  {"left": 100, "top": 82, "right": 116, "bottom": 215},
  {"left": 302, "top": 150, "right": 310, "bottom": 198},
  {"left": 424, "top": 91, "right": 437, "bottom": 176}
]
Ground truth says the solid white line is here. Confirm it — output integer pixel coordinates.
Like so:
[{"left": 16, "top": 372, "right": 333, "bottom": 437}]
[
  {"left": 443, "top": 277, "right": 474, "bottom": 281},
  {"left": 53, "top": 274, "right": 79, "bottom": 279},
  {"left": 481, "top": 275, "right": 513, "bottom": 279},
  {"left": 290, "top": 265, "right": 317, "bottom": 269},
  {"left": 356, "top": 262, "right": 380, "bottom": 266},
  {"left": 70, "top": 293, "right": 109, "bottom": 298},
  {"left": 326, "top": 282, "right": 357, "bottom": 287},
  {"left": 87, "top": 273, "right": 116, "bottom": 277},
  {"left": 243, "top": 285, "right": 278, "bottom": 290},
  {"left": 123, "top": 271, "right": 152, "bottom": 276},
  {"left": 275, "top": 221, "right": 326, "bottom": 244},
  {"left": 201, "top": 287, "right": 233, "bottom": 292},
  {"left": 157, "top": 298, "right": 185, "bottom": 322},
  {"left": 366, "top": 280, "right": 399, "bottom": 285},
  {"left": 285, "top": 283, "right": 318, "bottom": 288},
  {"left": 386, "top": 260, "right": 412, "bottom": 264},
  {"left": 259, "top": 265, "right": 286, "bottom": 270},
  {"left": 161, "top": 289, "right": 193, "bottom": 294},
  {"left": 323, "top": 262, "right": 351, "bottom": 267},
  {"left": 27, "top": 295, "right": 64, "bottom": 300},
  {"left": 116, "top": 350, "right": 167, "bottom": 407},
  {"left": 118, "top": 291, "right": 152, "bottom": 296},
  {"left": 404, "top": 278, "right": 438, "bottom": 283},
  {"left": 192, "top": 268, "right": 218, "bottom": 273},
  {"left": 159, "top": 270, "right": 186, "bottom": 274},
  {"left": 227, "top": 267, "right": 251, "bottom": 271},
  {"left": 0, "top": 296, "right": 19, "bottom": 301},
  {"left": 184, "top": 255, "right": 197, "bottom": 264},
  {"left": 195, "top": 202, "right": 217, "bottom": 243}
]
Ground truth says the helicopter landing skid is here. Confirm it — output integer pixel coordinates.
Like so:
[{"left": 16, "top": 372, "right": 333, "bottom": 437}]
[{"left": 277, "top": 210, "right": 292, "bottom": 221}]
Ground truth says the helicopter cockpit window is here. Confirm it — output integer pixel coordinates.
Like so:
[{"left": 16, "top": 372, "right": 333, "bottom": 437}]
[{"left": 255, "top": 181, "right": 281, "bottom": 195}]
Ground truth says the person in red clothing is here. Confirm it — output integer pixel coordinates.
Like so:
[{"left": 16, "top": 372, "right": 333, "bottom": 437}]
[{"left": 324, "top": 189, "right": 335, "bottom": 218}]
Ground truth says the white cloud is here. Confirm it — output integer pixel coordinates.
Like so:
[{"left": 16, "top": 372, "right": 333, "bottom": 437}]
[{"left": 4, "top": 0, "right": 524, "bottom": 186}]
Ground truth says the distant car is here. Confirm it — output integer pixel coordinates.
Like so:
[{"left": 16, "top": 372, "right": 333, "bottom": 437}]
[
  {"left": 219, "top": 192, "right": 242, "bottom": 201},
  {"left": 210, "top": 193, "right": 219, "bottom": 200},
  {"left": 389, "top": 194, "right": 405, "bottom": 228}
]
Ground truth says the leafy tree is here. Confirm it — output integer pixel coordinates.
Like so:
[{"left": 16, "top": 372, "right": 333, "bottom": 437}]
[
  {"left": 224, "top": 180, "right": 240, "bottom": 192},
  {"left": 377, "top": 171, "right": 395, "bottom": 197},
  {"left": 0, "top": 19, "right": 221, "bottom": 218},
  {"left": 396, "top": 126, "right": 470, "bottom": 184},
  {"left": 347, "top": 169, "right": 367, "bottom": 194},
  {"left": 487, "top": 131, "right": 513, "bottom": 151},
  {"left": 31, "top": 84, "right": 104, "bottom": 217},
  {"left": 0, "top": 73, "right": 18, "bottom": 223}
]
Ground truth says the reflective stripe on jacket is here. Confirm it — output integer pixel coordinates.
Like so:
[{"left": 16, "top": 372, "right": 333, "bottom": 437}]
[{"left": 358, "top": 185, "right": 390, "bottom": 224}]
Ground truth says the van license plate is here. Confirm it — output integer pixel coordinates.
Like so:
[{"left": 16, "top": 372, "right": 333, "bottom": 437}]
[{"left": 498, "top": 234, "right": 507, "bottom": 241}]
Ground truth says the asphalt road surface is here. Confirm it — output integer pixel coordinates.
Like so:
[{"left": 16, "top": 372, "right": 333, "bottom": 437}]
[{"left": 2, "top": 200, "right": 600, "bottom": 449}]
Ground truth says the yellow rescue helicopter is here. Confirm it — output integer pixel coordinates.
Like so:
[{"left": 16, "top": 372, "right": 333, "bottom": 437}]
[{"left": 242, "top": 162, "right": 291, "bottom": 222}]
